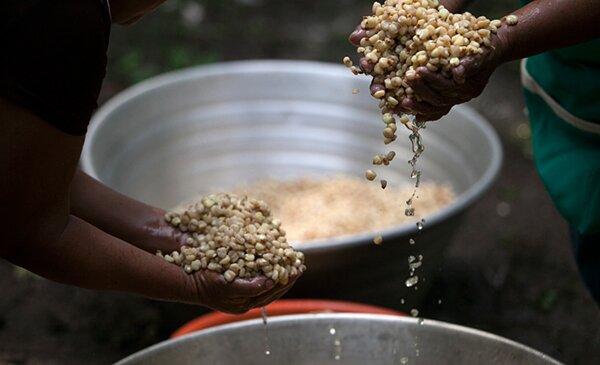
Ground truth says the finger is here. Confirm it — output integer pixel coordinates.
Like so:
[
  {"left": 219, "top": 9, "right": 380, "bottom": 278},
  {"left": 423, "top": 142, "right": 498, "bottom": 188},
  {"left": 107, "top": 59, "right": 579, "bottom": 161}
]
[
  {"left": 416, "top": 67, "right": 457, "bottom": 94},
  {"left": 414, "top": 69, "right": 473, "bottom": 105},
  {"left": 250, "top": 284, "right": 295, "bottom": 308},
  {"left": 407, "top": 74, "right": 448, "bottom": 106},
  {"left": 221, "top": 304, "right": 253, "bottom": 315},
  {"left": 414, "top": 108, "right": 451, "bottom": 123},
  {"left": 226, "top": 275, "right": 275, "bottom": 297},
  {"left": 370, "top": 82, "right": 385, "bottom": 96},
  {"left": 459, "top": 55, "right": 482, "bottom": 74},
  {"left": 349, "top": 26, "right": 368, "bottom": 46},
  {"left": 393, "top": 104, "right": 411, "bottom": 114},
  {"left": 359, "top": 57, "right": 374, "bottom": 73},
  {"left": 400, "top": 97, "right": 442, "bottom": 115},
  {"left": 452, "top": 64, "right": 466, "bottom": 80},
  {"left": 246, "top": 271, "right": 301, "bottom": 305}
]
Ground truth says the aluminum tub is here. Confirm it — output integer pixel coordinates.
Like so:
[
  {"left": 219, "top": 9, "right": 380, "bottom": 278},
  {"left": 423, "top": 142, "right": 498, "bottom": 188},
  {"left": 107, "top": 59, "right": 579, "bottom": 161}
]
[
  {"left": 114, "top": 314, "right": 561, "bottom": 365},
  {"left": 81, "top": 60, "right": 502, "bottom": 308}
]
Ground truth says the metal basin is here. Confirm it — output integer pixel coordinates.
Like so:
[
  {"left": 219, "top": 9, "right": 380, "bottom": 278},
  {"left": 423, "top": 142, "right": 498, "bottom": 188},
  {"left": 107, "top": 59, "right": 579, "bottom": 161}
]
[
  {"left": 114, "top": 313, "right": 561, "bottom": 365},
  {"left": 81, "top": 60, "right": 502, "bottom": 308}
]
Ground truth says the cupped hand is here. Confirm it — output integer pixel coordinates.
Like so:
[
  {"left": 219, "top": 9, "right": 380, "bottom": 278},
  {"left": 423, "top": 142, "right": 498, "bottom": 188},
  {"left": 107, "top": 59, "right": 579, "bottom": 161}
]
[
  {"left": 139, "top": 207, "right": 192, "bottom": 254},
  {"left": 187, "top": 269, "right": 302, "bottom": 314},
  {"left": 398, "top": 39, "right": 507, "bottom": 122},
  {"left": 348, "top": 23, "right": 511, "bottom": 123}
]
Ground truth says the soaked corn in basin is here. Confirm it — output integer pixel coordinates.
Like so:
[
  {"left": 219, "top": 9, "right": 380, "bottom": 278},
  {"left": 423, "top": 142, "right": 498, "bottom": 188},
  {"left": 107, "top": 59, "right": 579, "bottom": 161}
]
[{"left": 230, "top": 176, "right": 455, "bottom": 243}]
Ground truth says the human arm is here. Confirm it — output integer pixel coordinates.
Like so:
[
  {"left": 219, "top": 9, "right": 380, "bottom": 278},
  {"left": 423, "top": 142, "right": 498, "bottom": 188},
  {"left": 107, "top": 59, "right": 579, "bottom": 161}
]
[
  {"left": 0, "top": 97, "right": 296, "bottom": 314},
  {"left": 70, "top": 169, "right": 185, "bottom": 254},
  {"left": 108, "top": 0, "right": 167, "bottom": 25}
]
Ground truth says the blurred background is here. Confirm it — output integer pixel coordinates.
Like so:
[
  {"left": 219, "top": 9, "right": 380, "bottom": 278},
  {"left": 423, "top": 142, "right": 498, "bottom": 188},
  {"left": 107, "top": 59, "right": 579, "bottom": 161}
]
[{"left": 1, "top": 0, "right": 598, "bottom": 364}]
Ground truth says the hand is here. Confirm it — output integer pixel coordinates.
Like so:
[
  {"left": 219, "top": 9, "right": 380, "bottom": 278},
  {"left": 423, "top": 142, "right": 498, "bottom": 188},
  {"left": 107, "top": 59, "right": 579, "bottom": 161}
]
[
  {"left": 186, "top": 268, "right": 302, "bottom": 314},
  {"left": 140, "top": 207, "right": 191, "bottom": 254},
  {"left": 348, "top": 22, "right": 511, "bottom": 123},
  {"left": 398, "top": 37, "right": 507, "bottom": 122}
]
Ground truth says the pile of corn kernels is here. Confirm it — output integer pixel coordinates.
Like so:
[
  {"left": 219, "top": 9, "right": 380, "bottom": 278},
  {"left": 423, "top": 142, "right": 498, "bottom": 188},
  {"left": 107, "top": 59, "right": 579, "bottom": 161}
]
[
  {"left": 344, "top": 0, "right": 518, "bottom": 143},
  {"left": 157, "top": 193, "right": 306, "bottom": 285}
]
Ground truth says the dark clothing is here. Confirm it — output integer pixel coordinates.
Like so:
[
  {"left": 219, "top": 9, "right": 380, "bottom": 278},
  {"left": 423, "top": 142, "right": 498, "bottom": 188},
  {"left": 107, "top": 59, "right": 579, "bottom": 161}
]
[
  {"left": 570, "top": 228, "right": 600, "bottom": 304},
  {"left": 0, "top": 0, "right": 111, "bottom": 135}
]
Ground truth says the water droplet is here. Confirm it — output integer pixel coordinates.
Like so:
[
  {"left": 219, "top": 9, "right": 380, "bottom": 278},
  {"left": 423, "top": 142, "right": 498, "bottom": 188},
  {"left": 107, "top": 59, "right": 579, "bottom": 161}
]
[
  {"left": 400, "top": 357, "right": 409, "bottom": 364},
  {"left": 261, "top": 307, "right": 268, "bottom": 325},
  {"left": 417, "top": 318, "right": 424, "bottom": 325},
  {"left": 409, "top": 132, "right": 425, "bottom": 157},
  {"left": 352, "top": 88, "right": 360, "bottom": 94},
  {"left": 400, "top": 298, "right": 405, "bottom": 304},
  {"left": 373, "top": 234, "right": 383, "bottom": 245},
  {"left": 438, "top": 299, "right": 442, "bottom": 305},
  {"left": 409, "top": 238, "right": 415, "bottom": 245},
  {"left": 416, "top": 221, "right": 424, "bottom": 231},
  {"left": 409, "top": 261, "right": 422, "bottom": 270},
  {"left": 405, "top": 276, "right": 419, "bottom": 287},
  {"left": 410, "top": 308, "right": 419, "bottom": 317},
  {"left": 262, "top": 307, "right": 271, "bottom": 356},
  {"left": 333, "top": 338, "right": 342, "bottom": 361},
  {"left": 329, "top": 327, "right": 336, "bottom": 335},
  {"left": 405, "top": 207, "right": 415, "bottom": 216}
]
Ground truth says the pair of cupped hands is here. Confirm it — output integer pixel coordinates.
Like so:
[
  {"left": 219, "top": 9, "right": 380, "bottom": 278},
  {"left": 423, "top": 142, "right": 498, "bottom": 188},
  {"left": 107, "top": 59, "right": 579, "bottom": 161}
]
[
  {"left": 150, "top": 210, "right": 300, "bottom": 315},
  {"left": 348, "top": 12, "right": 511, "bottom": 122}
]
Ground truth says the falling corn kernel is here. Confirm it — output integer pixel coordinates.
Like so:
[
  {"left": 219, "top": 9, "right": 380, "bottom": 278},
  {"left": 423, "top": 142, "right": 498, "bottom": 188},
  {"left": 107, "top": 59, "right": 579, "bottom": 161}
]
[
  {"left": 373, "top": 234, "right": 383, "bottom": 245},
  {"left": 365, "top": 169, "right": 377, "bottom": 181}
]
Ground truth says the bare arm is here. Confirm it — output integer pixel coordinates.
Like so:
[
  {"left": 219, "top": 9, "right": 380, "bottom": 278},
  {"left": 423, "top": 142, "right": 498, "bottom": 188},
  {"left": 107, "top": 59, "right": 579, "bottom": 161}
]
[
  {"left": 70, "top": 169, "right": 182, "bottom": 254},
  {"left": 0, "top": 97, "right": 293, "bottom": 314},
  {"left": 498, "top": 0, "right": 600, "bottom": 62}
]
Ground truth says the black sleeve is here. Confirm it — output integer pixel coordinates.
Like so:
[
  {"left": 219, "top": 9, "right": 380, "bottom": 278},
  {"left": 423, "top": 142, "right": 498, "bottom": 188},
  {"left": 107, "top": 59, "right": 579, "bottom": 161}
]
[{"left": 0, "top": 0, "right": 111, "bottom": 135}]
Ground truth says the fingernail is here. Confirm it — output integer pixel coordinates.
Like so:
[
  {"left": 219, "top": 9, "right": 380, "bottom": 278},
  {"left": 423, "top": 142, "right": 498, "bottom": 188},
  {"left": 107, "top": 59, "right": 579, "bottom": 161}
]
[
  {"left": 359, "top": 58, "right": 373, "bottom": 73},
  {"left": 370, "top": 83, "right": 385, "bottom": 95}
]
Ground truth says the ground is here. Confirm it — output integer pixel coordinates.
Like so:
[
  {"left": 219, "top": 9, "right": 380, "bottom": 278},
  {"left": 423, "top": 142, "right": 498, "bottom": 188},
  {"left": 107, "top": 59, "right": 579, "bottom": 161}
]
[{"left": 1, "top": 1, "right": 599, "bottom": 364}]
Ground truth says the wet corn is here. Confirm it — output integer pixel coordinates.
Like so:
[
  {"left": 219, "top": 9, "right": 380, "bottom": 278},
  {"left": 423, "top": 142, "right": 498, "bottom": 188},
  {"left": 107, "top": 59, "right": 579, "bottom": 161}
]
[
  {"left": 345, "top": 0, "right": 516, "bottom": 149},
  {"left": 158, "top": 193, "right": 306, "bottom": 285}
]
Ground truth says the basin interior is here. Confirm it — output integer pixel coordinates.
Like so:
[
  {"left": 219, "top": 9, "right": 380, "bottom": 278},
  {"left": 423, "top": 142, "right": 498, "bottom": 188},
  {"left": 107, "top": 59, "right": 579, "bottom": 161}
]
[{"left": 83, "top": 61, "right": 500, "bottom": 218}]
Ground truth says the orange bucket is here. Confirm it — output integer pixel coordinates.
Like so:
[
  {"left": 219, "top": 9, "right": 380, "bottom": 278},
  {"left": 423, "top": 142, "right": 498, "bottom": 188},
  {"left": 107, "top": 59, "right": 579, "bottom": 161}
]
[{"left": 171, "top": 299, "right": 405, "bottom": 338}]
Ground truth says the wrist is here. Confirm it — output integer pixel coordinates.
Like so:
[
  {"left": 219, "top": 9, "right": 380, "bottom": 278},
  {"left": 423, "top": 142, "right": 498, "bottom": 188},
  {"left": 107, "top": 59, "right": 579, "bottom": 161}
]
[
  {"left": 139, "top": 208, "right": 182, "bottom": 253},
  {"left": 490, "top": 20, "right": 515, "bottom": 66}
]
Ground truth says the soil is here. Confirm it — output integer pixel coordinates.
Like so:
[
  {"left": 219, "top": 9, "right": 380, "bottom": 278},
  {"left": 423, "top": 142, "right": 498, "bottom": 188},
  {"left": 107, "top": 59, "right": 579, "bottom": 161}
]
[{"left": 1, "top": 1, "right": 599, "bottom": 364}]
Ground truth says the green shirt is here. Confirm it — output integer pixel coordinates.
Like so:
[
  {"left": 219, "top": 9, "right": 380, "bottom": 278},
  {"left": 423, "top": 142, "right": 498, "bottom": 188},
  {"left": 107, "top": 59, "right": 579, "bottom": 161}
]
[{"left": 520, "top": 0, "right": 600, "bottom": 234}]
